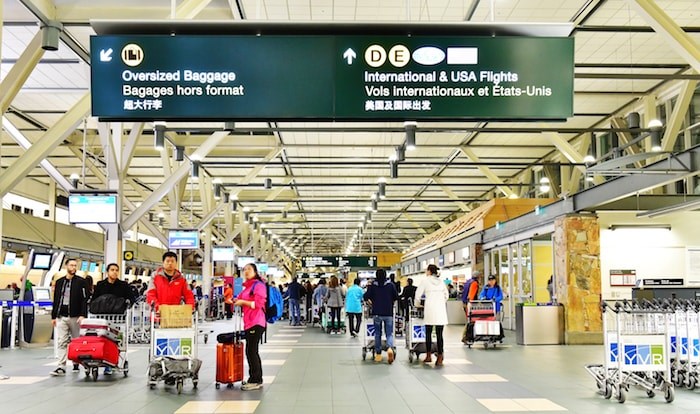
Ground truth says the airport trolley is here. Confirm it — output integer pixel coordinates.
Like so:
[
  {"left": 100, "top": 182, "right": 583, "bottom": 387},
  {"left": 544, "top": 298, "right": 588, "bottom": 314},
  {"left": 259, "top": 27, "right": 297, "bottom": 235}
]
[
  {"left": 585, "top": 300, "right": 674, "bottom": 404},
  {"left": 362, "top": 304, "right": 395, "bottom": 360},
  {"left": 79, "top": 310, "right": 131, "bottom": 381},
  {"left": 405, "top": 302, "right": 436, "bottom": 363},
  {"left": 148, "top": 305, "right": 201, "bottom": 394}
]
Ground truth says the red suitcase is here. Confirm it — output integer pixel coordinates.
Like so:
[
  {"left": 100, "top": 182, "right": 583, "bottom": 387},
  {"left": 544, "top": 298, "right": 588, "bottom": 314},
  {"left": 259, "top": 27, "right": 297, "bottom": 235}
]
[
  {"left": 216, "top": 342, "right": 244, "bottom": 389},
  {"left": 68, "top": 336, "right": 119, "bottom": 366}
]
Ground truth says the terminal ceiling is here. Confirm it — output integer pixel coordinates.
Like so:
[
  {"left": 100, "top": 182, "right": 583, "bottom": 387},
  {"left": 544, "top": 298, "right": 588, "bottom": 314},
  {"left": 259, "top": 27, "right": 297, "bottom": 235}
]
[{"left": 1, "top": 0, "right": 699, "bottom": 256}]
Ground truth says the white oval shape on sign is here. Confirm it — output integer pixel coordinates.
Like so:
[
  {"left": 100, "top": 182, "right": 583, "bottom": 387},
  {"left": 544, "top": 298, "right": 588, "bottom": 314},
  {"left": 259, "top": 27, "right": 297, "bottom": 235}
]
[{"left": 412, "top": 47, "right": 445, "bottom": 66}]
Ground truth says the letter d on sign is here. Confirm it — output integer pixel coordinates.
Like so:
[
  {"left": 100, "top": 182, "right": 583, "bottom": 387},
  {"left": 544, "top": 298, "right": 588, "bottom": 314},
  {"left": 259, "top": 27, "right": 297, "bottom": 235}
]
[{"left": 365, "top": 45, "right": 387, "bottom": 68}]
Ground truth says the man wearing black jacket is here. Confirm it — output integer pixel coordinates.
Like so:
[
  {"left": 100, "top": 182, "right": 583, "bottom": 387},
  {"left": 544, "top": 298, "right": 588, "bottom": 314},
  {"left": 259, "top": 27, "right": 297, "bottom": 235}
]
[
  {"left": 50, "top": 258, "right": 88, "bottom": 376},
  {"left": 363, "top": 270, "right": 398, "bottom": 364},
  {"left": 93, "top": 263, "right": 136, "bottom": 305}
]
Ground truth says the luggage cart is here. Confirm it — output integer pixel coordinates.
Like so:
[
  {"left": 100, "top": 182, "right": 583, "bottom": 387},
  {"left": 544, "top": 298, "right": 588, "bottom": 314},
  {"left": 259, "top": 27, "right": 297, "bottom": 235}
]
[
  {"left": 129, "top": 302, "right": 151, "bottom": 344},
  {"left": 311, "top": 304, "right": 321, "bottom": 327},
  {"left": 394, "top": 302, "right": 404, "bottom": 338},
  {"left": 77, "top": 310, "right": 130, "bottom": 381},
  {"left": 322, "top": 306, "right": 347, "bottom": 334},
  {"left": 362, "top": 305, "right": 395, "bottom": 360},
  {"left": 148, "top": 305, "right": 201, "bottom": 394},
  {"left": 585, "top": 300, "right": 674, "bottom": 404},
  {"left": 405, "top": 303, "right": 436, "bottom": 363},
  {"left": 464, "top": 300, "right": 503, "bottom": 349}
]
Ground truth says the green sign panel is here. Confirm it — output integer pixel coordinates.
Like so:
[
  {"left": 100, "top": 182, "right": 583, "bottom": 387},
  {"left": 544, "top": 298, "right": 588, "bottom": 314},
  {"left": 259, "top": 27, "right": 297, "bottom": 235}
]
[
  {"left": 91, "top": 35, "right": 573, "bottom": 120},
  {"left": 301, "top": 256, "right": 378, "bottom": 268}
]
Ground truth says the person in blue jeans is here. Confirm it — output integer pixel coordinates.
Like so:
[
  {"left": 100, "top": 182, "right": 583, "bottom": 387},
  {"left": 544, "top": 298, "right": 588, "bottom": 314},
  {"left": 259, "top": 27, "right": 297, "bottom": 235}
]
[
  {"left": 345, "top": 278, "right": 364, "bottom": 337},
  {"left": 363, "top": 269, "right": 398, "bottom": 364},
  {"left": 287, "top": 277, "right": 305, "bottom": 326}
]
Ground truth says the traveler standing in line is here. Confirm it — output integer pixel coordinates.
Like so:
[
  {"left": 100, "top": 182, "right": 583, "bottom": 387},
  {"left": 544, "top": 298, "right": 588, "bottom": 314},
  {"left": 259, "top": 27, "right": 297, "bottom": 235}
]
[
  {"left": 233, "top": 263, "right": 267, "bottom": 391},
  {"left": 324, "top": 276, "right": 345, "bottom": 334},
  {"left": 363, "top": 269, "right": 398, "bottom": 364},
  {"left": 345, "top": 277, "right": 364, "bottom": 338},
  {"left": 223, "top": 284, "right": 234, "bottom": 320},
  {"left": 304, "top": 281, "right": 314, "bottom": 322},
  {"left": 479, "top": 275, "right": 504, "bottom": 314},
  {"left": 400, "top": 278, "right": 417, "bottom": 319},
  {"left": 146, "top": 252, "right": 195, "bottom": 310},
  {"left": 415, "top": 264, "right": 448, "bottom": 366},
  {"left": 50, "top": 258, "right": 88, "bottom": 376},
  {"left": 287, "top": 277, "right": 305, "bottom": 326},
  {"left": 313, "top": 278, "right": 328, "bottom": 308},
  {"left": 92, "top": 263, "right": 135, "bottom": 375}
]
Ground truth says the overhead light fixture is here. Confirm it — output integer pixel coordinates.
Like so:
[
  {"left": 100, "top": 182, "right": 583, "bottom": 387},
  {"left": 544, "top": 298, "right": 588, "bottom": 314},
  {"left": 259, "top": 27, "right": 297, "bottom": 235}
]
[
  {"left": 583, "top": 135, "right": 596, "bottom": 163},
  {"left": 372, "top": 199, "right": 378, "bottom": 212},
  {"left": 637, "top": 198, "right": 700, "bottom": 219},
  {"left": 378, "top": 182, "right": 386, "bottom": 199},
  {"left": 396, "top": 146, "right": 406, "bottom": 162},
  {"left": 627, "top": 112, "right": 641, "bottom": 133},
  {"left": 585, "top": 175, "right": 595, "bottom": 183},
  {"left": 231, "top": 201, "right": 238, "bottom": 212},
  {"left": 191, "top": 162, "right": 200, "bottom": 180},
  {"left": 190, "top": 153, "right": 202, "bottom": 161},
  {"left": 41, "top": 21, "right": 62, "bottom": 51},
  {"left": 648, "top": 119, "right": 663, "bottom": 129},
  {"left": 390, "top": 161, "right": 398, "bottom": 179},
  {"left": 264, "top": 178, "right": 272, "bottom": 190},
  {"left": 69, "top": 173, "right": 80, "bottom": 188},
  {"left": 377, "top": 177, "right": 387, "bottom": 183},
  {"left": 223, "top": 192, "right": 230, "bottom": 203},
  {"left": 404, "top": 121, "right": 417, "bottom": 151},
  {"left": 365, "top": 206, "right": 372, "bottom": 212},
  {"left": 508, "top": 194, "right": 519, "bottom": 199},
  {"left": 649, "top": 119, "right": 663, "bottom": 152},
  {"left": 214, "top": 184, "right": 222, "bottom": 200},
  {"left": 358, "top": 222, "right": 364, "bottom": 228},
  {"left": 243, "top": 206, "right": 250, "bottom": 212},
  {"left": 173, "top": 146, "right": 184, "bottom": 161},
  {"left": 253, "top": 215, "right": 259, "bottom": 222},
  {"left": 224, "top": 121, "right": 236, "bottom": 131},
  {"left": 538, "top": 176, "right": 550, "bottom": 193},
  {"left": 154, "top": 126, "right": 165, "bottom": 151},
  {"left": 609, "top": 224, "right": 671, "bottom": 231},
  {"left": 282, "top": 211, "right": 288, "bottom": 219}
]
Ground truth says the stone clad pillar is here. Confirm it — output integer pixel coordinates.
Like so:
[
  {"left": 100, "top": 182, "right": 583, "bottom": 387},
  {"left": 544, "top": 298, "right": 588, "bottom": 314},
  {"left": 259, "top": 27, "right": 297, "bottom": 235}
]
[{"left": 553, "top": 214, "right": 602, "bottom": 344}]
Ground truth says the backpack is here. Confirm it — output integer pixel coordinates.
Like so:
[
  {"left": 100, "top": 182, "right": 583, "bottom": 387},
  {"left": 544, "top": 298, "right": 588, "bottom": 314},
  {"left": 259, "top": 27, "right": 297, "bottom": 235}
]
[
  {"left": 89, "top": 294, "right": 127, "bottom": 314},
  {"left": 250, "top": 281, "right": 283, "bottom": 323}
]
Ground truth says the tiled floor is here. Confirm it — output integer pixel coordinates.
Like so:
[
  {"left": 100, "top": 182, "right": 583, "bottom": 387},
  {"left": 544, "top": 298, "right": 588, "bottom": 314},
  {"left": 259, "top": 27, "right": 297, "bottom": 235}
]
[{"left": 0, "top": 319, "right": 699, "bottom": 413}]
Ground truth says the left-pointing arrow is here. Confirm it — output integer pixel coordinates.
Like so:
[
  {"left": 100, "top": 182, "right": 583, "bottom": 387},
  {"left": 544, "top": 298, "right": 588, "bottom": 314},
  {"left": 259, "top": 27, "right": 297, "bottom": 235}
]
[{"left": 100, "top": 48, "right": 113, "bottom": 62}]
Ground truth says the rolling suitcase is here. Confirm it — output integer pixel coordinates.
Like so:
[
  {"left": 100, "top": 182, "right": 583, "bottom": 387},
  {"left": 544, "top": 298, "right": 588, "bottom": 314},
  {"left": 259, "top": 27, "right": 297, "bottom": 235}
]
[
  {"left": 215, "top": 307, "right": 244, "bottom": 389},
  {"left": 68, "top": 336, "right": 120, "bottom": 366}
]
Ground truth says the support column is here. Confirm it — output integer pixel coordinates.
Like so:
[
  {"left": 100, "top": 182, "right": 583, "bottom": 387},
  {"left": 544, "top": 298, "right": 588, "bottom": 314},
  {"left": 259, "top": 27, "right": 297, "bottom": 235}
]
[
  {"left": 203, "top": 226, "right": 212, "bottom": 299},
  {"left": 553, "top": 214, "right": 602, "bottom": 345},
  {"left": 100, "top": 122, "right": 123, "bottom": 268}
]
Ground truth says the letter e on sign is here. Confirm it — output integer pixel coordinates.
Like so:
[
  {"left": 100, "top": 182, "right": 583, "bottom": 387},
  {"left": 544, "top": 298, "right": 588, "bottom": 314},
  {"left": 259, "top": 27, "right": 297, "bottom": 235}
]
[
  {"left": 389, "top": 45, "right": 410, "bottom": 68},
  {"left": 121, "top": 44, "right": 144, "bottom": 67},
  {"left": 365, "top": 45, "right": 386, "bottom": 68}
]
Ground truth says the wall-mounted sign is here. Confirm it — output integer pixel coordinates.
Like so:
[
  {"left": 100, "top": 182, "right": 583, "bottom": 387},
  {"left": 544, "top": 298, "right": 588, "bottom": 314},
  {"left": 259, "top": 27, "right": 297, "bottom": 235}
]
[
  {"left": 123, "top": 251, "right": 134, "bottom": 261},
  {"left": 91, "top": 35, "right": 573, "bottom": 121},
  {"left": 642, "top": 278, "right": 684, "bottom": 286},
  {"left": 610, "top": 269, "right": 637, "bottom": 287},
  {"left": 302, "top": 256, "right": 378, "bottom": 268}
]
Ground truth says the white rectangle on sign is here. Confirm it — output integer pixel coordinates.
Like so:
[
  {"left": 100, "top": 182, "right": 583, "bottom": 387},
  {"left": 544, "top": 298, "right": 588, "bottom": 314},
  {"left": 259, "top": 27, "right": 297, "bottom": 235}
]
[{"left": 447, "top": 48, "right": 478, "bottom": 65}]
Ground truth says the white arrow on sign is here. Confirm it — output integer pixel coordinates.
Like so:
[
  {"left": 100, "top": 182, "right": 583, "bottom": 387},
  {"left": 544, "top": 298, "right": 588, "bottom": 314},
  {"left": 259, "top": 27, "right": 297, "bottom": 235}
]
[
  {"left": 343, "top": 48, "right": 356, "bottom": 65},
  {"left": 100, "top": 48, "right": 113, "bottom": 62}
]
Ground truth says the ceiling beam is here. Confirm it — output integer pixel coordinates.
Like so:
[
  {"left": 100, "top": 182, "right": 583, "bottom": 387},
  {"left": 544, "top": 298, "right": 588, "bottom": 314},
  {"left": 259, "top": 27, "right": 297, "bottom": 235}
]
[
  {"left": 0, "top": 93, "right": 89, "bottom": 197},
  {"left": 174, "top": 0, "right": 214, "bottom": 19},
  {"left": 628, "top": 0, "right": 700, "bottom": 73},
  {"left": 459, "top": 147, "right": 516, "bottom": 198},
  {"left": 0, "top": 30, "right": 44, "bottom": 114}
]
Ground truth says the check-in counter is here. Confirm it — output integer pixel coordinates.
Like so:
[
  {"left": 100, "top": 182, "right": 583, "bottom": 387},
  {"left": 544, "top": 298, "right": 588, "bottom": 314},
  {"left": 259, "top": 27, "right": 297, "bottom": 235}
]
[
  {"left": 515, "top": 303, "right": 564, "bottom": 345},
  {"left": 447, "top": 300, "right": 466, "bottom": 325}
]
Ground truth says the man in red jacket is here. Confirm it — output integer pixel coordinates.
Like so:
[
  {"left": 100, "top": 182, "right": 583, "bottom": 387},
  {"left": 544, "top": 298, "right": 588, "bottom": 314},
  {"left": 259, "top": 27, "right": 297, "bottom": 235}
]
[{"left": 146, "top": 252, "right": 195, "bottom": 310}]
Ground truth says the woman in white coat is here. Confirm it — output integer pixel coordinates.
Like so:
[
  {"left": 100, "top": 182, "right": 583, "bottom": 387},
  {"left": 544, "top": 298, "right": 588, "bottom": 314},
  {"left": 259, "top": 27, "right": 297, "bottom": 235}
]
[{"left": 414, "top": 264, "right": 448, "bottom": 366}]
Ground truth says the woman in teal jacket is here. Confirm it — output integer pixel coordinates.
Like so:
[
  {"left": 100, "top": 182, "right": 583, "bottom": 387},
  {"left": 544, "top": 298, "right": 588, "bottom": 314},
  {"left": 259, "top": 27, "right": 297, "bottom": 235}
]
[
  {"left": 345, "top": 278, "right": 364, "bottom": 337},
  {"left": 479, "top": 275, "right": 504, "bottom": 313}
]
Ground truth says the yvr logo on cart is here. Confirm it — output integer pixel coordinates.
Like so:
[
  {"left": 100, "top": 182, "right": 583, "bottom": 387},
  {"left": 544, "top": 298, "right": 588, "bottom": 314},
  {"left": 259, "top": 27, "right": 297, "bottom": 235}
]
[
  {"left": 623, "top": 344, "right": 664, "bottom": 365},
  {"left": 412, "top": 325, "right": 426, "bottom": 341},
  {"left": 155, "top": 338, "right": 193, "bottom": 356}
]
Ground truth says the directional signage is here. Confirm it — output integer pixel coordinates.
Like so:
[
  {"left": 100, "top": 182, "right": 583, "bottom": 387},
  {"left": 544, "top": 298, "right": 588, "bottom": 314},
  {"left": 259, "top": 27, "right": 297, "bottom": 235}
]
[
  {"left": 91, "top": 35, "right": 573, "bottom": 121},
  {"left": 301, "top": 256, "right": 378, "bottom": 268}
]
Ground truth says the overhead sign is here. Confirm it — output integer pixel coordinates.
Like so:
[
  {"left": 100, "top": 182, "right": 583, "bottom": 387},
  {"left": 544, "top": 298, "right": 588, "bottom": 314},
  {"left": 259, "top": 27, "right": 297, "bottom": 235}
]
[
  {"left": 642, "top": 278, "right": 684, "bottom": 286},
  {"left": 68, "top": 194, "right": 118, "bottom": 224},
  {"left": 91, "top": 35, "right": 573, "bottom": 121},
  {"left": 302, "top": 256, "right": 378, "bottom": 268}
]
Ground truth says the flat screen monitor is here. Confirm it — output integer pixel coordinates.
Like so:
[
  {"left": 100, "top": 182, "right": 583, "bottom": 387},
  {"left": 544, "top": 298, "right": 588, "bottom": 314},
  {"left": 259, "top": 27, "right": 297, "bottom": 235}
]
[
  {"left": 31, "top": 253, "right": 52, "bottom": 270},
  {"left": 168, "top": 229, "right": 199, "bottom": 249},
  {"left": 237, "top": 256, "right": 255, "bottom": 268},
  {"left": 266, "top": 266, "right": 278, "bottom": 275},
  {"left": 0, "top": 289, "right": 14, "bottom": 302},
  {"left": 33, "top": 287, "right": 51, "bottom": 301},
  {"left": 68, "top": 194, "right": 118, "bottom": 224},
  {"left": 258, "top": 263, "right": 269, "bottom": 273},
  {"left": 212, "top": 247, "right": 235, "bottom": 262},
  {"left": 90, "top": 262, "right": 99, "bottom": 272},
  {"left": 3, "top": 251, "right": 16, "bottom": 266},
  {"left": 81, "top": 261, "right": 89, "bottom": 272}
]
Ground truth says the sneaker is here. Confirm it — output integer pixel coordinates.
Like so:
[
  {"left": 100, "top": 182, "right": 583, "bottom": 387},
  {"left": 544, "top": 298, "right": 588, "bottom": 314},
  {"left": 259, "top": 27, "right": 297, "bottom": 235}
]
[
  {"left": 72, "top": 364, "right": 80, "bottom": 373},
  {"left": 374, "top": 354, "right": 382, "bottom": 363},
  {"left": 241, "top": 382, "right": 263, "bottom": 391},
  {"left": 104, "top": 367, "right": 113, "bottom": 375},
  {"left": 50, "top": 367, "right": 66, "bottom": 377},
  {"left": 387, "top": 347, "right": 395, "bottom": 364}
]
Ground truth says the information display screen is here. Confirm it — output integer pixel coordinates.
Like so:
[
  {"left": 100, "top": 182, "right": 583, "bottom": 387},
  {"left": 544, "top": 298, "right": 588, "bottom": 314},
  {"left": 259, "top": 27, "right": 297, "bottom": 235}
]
[
  {"left": 33, "top": 288, "right": 51, "bottom": 301},
  {"left": 69, "top": 194, "right": 118, "bottom": 224},
  {"left": 212, "top": 247, "right": 236, "bottom": 262},
  {"left": 168, "top": 229, "right": 199, "bottom": 249},
  {"left": 3, "top": 251, "right": 16, "bottom": 266},
  {"left": 31, "top": 253, "right": 52, "bottom": 270},
  {"left": 237, "top": 256, "right": 255, "bottom": 268},
  {"left": 81, "top": 262, "right": 89, "bottom": 272}
]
